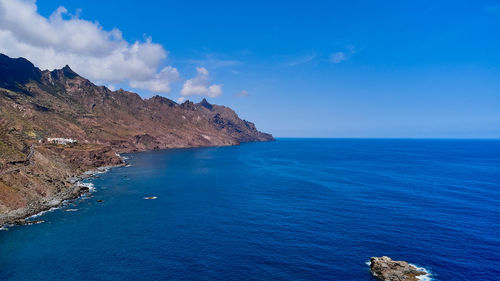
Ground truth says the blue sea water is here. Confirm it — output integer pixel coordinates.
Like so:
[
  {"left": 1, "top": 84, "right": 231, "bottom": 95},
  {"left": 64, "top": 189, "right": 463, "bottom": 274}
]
[{"left": 1, "top": 139, "right": 499, "bottom": 280}]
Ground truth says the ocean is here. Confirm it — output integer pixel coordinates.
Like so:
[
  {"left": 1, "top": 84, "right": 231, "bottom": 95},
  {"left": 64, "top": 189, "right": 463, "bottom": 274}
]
[{"left": 1, "top": 139, "right": 499, "bottom": 280}]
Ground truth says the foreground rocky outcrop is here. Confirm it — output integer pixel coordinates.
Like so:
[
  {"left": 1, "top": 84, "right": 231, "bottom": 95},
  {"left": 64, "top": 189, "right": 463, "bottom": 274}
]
[
  {"left": 369, "top": 256, "right": 427, "bottom": 281},
  {"left": 0, "top": 53, "right": 274, "bottom": 226}
]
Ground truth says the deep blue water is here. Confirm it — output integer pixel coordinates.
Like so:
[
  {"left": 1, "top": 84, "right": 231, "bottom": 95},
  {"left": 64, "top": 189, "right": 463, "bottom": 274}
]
[{"left": 1, "top": 139, "right": 499, "bottom": 280}]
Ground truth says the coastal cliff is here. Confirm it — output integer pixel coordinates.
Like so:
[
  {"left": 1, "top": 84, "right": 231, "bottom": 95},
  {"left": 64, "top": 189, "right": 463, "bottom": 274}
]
[{"left": 0, "top": 53, "right": 273, "bottom": 225}]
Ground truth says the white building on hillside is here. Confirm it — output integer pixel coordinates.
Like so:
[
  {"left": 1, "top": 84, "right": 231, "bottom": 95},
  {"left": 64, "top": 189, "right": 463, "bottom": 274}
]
[{"left": 47, "top": 138, "right": 77, "bottom": 145}]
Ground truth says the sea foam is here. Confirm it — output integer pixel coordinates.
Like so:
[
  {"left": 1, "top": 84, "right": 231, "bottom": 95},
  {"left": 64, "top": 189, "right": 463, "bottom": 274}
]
[
  {"left": 411, "top": 264, "right": 433, "bottom": 281},
  {"left": 28, "top": 207, "right": 60, "bottom": 219},
  {"left": 77, "top": 182, "right": 95, "bottom": 192}
]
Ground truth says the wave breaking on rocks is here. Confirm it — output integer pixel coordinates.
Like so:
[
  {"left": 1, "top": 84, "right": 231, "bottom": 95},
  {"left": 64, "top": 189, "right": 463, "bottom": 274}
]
[{"left": 369, "top": 256, "right": 431, "bottom": 281}]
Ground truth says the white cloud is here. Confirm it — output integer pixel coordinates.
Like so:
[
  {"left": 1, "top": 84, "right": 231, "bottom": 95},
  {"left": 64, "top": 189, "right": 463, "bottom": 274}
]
[
  {"left": 285, "top": 53, "right": 317, "bottom": 66},
  {"left": 236, "top": 90, "right": 249, "bottom": 97},
  {"left": 181, "top": 67, "right": 223, "bottom": 98},
  {"left": 330, "top": 52, "right": 347, "bottom": 64},
  {"left": 329, "top": 46, "right": 356, "bottom": 64},
  {"left": 0, "top": 0, "right": 178, "bottom": 93},
  {"left": 129, "top": 66, "right": 180, "bottom": 93},
  {"left": 176, "top": 97, "right": 186, "bottom": 103}
]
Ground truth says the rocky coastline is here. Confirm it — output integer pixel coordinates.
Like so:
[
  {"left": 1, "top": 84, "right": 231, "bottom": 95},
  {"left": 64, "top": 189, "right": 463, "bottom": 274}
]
[
  {"left": 0, "top": 161, "right": 126, "bottom": 229},
  {"left": 0, "top": 53, "right": 274, "bottom": 229},
  {"left": 369, "top": 256, "right": 428, "bottom": 281}
]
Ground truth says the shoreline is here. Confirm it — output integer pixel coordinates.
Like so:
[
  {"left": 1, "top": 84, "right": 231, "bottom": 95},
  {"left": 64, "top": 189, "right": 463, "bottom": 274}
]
[
  {"left": 0, "top": 162, "right": 126, "bottom": 230},
  {"left": 0, "top": 140, "right": 273, "bottom": 230}
]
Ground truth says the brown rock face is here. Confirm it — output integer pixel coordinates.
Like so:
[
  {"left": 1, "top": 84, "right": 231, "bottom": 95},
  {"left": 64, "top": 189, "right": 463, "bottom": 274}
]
[
  {"left": 0, "top": 53, "right": 273, "bottom": 225},
  {"left": 369, "top": 256, "right": 427, "bottom": 281}
]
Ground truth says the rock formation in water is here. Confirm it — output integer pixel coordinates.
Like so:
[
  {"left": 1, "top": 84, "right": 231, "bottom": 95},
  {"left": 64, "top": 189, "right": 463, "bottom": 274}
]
[
  {"left": 0, "top": 53, "right": 273, "bottom": 225},
  {"left": 369, "top": 256, "right": 427, "bottom": 281}
]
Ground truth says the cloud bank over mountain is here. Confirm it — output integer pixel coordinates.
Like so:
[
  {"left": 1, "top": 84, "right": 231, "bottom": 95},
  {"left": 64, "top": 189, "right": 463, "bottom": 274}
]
[{"left": 181, "top": 67, "right": 222, "bottom": 98}]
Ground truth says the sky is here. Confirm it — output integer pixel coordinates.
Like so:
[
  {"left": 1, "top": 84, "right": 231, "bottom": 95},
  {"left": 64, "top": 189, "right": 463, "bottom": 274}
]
[{"left": 0, "top": 0, "right": 499, "bottom": 138}]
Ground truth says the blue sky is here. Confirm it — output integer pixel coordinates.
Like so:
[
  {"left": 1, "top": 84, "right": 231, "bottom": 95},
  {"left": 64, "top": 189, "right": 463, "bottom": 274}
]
[{"left": 2, "top": 0, "right": 500, "bottom": 138}]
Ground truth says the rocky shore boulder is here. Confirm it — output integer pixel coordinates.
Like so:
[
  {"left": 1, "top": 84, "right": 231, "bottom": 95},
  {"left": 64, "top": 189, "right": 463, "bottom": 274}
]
[{"left": 369, "top": 256, "right": 427, "bottom": 281}]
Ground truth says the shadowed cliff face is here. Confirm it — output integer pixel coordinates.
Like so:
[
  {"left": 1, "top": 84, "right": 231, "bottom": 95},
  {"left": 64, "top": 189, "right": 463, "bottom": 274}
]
[{"left": 0, "top": 53, "right": 273, "bottom": 223}]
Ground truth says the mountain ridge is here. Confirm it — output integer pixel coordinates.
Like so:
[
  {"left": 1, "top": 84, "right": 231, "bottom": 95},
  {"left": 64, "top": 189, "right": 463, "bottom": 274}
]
[{"left": 0, "top": 53, "right": 273, "bottom": 225}]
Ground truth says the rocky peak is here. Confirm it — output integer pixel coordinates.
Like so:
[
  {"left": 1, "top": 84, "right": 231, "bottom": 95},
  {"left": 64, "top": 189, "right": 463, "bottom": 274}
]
[
  {"left": 0, "top": 53, "right": 42, "bottom": 89},
  {"left": 146, "top": 95, "right": 176, "bottom": 107},
  {"left": 111, "top": 89, "right": 145, "bottom": 106},
  {"left": 61, "top": 65, "right": 78, "bottom": 78},
  {"left": 49, "top": 64, "right": 79, "bottom": 82},
  {"left": 180, "top": 100, "right": 195, "bottom": 110},
  {"left": 198, "top": 98, "right": 213, "bottom": 110}
]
